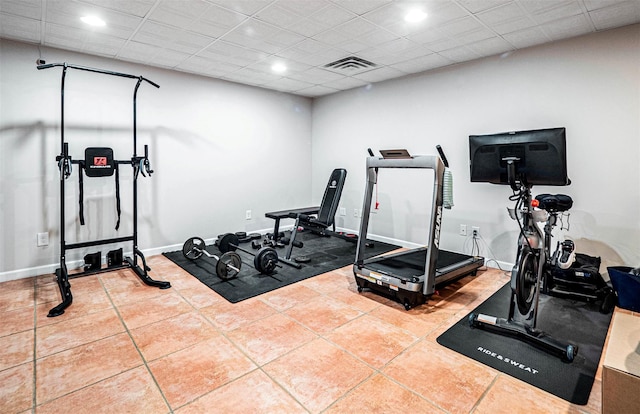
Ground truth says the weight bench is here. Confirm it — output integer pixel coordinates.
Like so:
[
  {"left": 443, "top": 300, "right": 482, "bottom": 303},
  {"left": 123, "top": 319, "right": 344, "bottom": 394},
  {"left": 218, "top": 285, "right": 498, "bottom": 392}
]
[
  {"left": 281, "top": 168, "right": 347, "bottom": 265},
  {"left": 265, "top": 206, "right": 320, "bottom": 244}
]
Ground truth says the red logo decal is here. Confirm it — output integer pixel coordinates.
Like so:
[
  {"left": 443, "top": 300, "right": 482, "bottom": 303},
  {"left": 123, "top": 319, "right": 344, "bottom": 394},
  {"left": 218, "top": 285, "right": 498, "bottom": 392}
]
[{"left": 94, "top": 157, "right": 108, "bottom": 166}]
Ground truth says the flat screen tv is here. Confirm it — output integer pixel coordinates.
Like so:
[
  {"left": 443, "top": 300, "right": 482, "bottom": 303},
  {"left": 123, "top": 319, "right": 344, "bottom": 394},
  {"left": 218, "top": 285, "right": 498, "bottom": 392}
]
[{"left": 469, "top": 127, "right": 569, "bottom": 187}]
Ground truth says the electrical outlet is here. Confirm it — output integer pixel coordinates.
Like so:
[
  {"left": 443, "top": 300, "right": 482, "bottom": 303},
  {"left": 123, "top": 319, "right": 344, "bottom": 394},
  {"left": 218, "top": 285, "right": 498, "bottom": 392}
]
[
  {"left": 245, "top": 210, "right": 252, "bottom": 220},
  {"left": 353, "top": 209, "right": 359, "bottom": 218},
  {"left": 459, "top": 224, "right": 467, "bottom": 236},
  {"left": 339, "top": 207, "right": 346, "bottom": 216},
  {"left": 37, "top": 232, "right": 49, "bottom": 247},
  {"left": 472, "top": 226, "right": 480, "bottom": 237}
]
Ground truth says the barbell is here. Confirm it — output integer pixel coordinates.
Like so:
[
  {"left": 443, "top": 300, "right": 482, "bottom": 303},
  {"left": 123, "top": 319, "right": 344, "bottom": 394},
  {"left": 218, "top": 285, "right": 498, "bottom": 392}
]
[
  {"left": 218, "top": 233, "right": 279, "bottom": 275},
  {"left": 182, "top": 237, "right": 242, "bottom": 280}
]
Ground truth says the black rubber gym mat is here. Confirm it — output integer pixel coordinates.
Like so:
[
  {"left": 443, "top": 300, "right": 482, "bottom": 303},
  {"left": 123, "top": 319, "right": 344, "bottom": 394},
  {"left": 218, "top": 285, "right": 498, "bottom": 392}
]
[
  {"left": 163, "top": 230, "right": 400, "bottom": 303},
  {"left": 436, "top": 283, "right": 613, "bottom": 405}
]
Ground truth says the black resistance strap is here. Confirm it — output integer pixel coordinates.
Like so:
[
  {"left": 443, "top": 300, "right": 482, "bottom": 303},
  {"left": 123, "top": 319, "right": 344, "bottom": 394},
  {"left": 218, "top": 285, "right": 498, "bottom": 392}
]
[{"left": 78, "top": 148, "right": 121, "bottom": 230}]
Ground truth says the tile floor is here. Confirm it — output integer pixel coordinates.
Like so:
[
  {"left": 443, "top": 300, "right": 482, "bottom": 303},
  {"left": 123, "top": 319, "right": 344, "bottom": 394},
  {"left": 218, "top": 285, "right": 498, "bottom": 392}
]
[{"left": 0, "top": 255, "right": 629, "bottom": 413}]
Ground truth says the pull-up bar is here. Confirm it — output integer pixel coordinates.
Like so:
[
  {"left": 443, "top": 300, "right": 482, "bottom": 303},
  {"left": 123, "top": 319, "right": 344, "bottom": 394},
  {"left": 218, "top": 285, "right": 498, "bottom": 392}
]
[{"left": 37, "top": 62, "right": 160, "bottom": 88}]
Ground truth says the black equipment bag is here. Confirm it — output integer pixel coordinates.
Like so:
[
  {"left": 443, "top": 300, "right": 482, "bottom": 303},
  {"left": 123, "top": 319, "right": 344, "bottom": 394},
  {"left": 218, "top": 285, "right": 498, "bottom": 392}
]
[{"left": 552, "top": 253, "right": 607, "bottom": 291}]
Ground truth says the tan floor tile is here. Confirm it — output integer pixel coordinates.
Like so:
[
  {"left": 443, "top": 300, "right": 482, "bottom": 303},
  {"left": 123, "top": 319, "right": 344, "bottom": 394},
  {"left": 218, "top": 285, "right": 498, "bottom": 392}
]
[
  {"left": 0, "top": 362, "right": 33, "bottom": 413},
  {"left": 0, "top": 306, "right": 34, "bottom": 337},
  {"left": 175, "top": 285, "right": 225, "bottom": 309},
  {"left": 36, "top": 332, "right": 142, "bottom": 404},
  {"left": 263, "top": 338, "right": 374, "bottom": 413},
  {"left": 0, "top": 278, "right": 34, "bottom": 312},
  {"left": 99, "top": 270, "right": 169, "bottom": 306},
  {"left": 36, "top": 307, "right": 124, "bottom": 357},
  {"left": 329, "top": 283, "right": 384, "bottom": 312},
  {"left": 325, "top": 373, "right": 441, "bottom": 413},
  {"left": 129, "top": 311, "right": 219, "bottom": 361},
  {"left": 369, "top": 302, "right": 458, "bottom": 338},
  {"left": 474, "top": 374, "right": 577, "bottom": 413},
  {"left": 300, "top": 270, "right": 352, "bottom": 294},
  {"left": 200, "top": 297, "right": 276, "bottom": 332},
  {"left": 149, "top": 335, "right": 256, "bottom": 409},
  {"left": 326, "top": 314, "right": 417, "bottom": 369},
  {"left": 117, "top": 291, "right": 192, "bottom": 329},
  {"left": 36, "top": 366, "right": 169, "bottom": 414},
  {"left": 176, "top": 370, "right": 306, "bottom": 414},
  {"left": 384, "top": 339, "right": 496, "bottom": 413},
  {"left": 285, "top": 295, "right": 362, "bottom": 334},
  {"left": 36, "top": 280, "right": 113, "bottom": 327},
  {"left": 227, "top": 313, "right": 317, "bottom": 365},
  {"left": 0, "top": 330, "right": 33, "bottom": 371},
  {"left": 260, "top": 283, "right": 321, "bottom": 311}
]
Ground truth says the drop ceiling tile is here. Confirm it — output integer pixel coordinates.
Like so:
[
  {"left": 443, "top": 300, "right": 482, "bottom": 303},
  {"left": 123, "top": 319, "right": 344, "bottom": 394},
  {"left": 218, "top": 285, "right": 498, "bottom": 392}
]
[
  {"left": 456, "top": 0, "right": 512, "bottom": 14},
  {"left": 199, "top": 3, "right": 248, "bottom": 28},
  {"left": 0, "top": 13, "right": 41, "bottom": 42},
  {"left": 357, "top": 27, "right": 398, "bottom": 46},
  {"left": 117, "top": 40, "right": 163, "bottom": 61},
  {"left": 222, "top": 18, "right": 282, "bottom": 45},
  {"left": 270, "top": 0, "right": 331, "bottom": 17},
  {"left": 455, "top": 27, "right": 496, "bottom": 44},
  {"left": 147, "top": 0, "right": 211, "bottom": 28},
  {"left": 313, "top": 28, "right": 355, "bottom": 45},
  {"left": 206, "top": 0, "right": 270, "bottom": 16},
  {"left": 335, "top": 17, "right": 380, "bottom": 37},
  {"left": 80, "top": 0, "right": 156, "bottom": 17},
  {"left": 288, "top": 67, "right": 347, "bottom": 83},
  {"left": 82, "top": 34, "right": 127, "bottom": 56},
  {"left": 335, "top": 0, "right": 391, "bottom": 15},
  {"left": 438, "top": 45, "right": 481, "bottom": 62},
  {"left": 589, "top": 1, "right": 640, "bottom": 30},
  {"left": 390, "top": 52, "right": 454, "bottom": 73},
  {"left": 352, "top": 65, "right": 406, "bottom": 82},
  {"left": 541, "top": 14, "right": 593, "bottom": 40},
  {"left": 360, "top": 2, "right": 412, "bottom": 27},
  {"left": 490, "top": 16, "right": 536, "bottom": 35},
  {"left": 502, "top": 26, "right": 550, "bottom": 48},
  {"left": 405, "top": 27, "right": 448, "bottom": 44},
  {"left": 465, "top": 36, "right": 514, "bottom": 57},
  {"left": 263, "top": 77, "right": 315, "bottom": 92},
  {"left": 438, "top": 16, "right": 485, "bottom": 36},
  {"left": 152, "top": 49, "right": 191, "bottom": 67},
  {"left": 176, "top": 55, "right": 216, "bottom": 72},
  {"left": 335, "top": 39, "right": 371, "bottom": 53},
  {"left": 319, "top": 75, "right": 368, "bottom": 90},
  {"left": 255, "top": 3, "right": 303, "bottom": 27},
  {"left": 0, "top": 0, "right": 41, "bottom": 19},
  {"left": 517, "top": 0, "right": 573, "bottom": 14},
  {"left": 296, "top": 84, "right": 340, "bottom": 97},
  {"left": 287, "top": 18, "right": 330, "bottom": 37},
  {"left": 308, "top": 3, "right": 356, "bottom": 26},
  {"left": 223, "top": 66, "right": 282, "bottom": 85},
  {"left": 134, "top": 21, "right": 214, "bottom": 53},
  {"left": 475, "top": 2, "right": 526, "bottom": 25}
]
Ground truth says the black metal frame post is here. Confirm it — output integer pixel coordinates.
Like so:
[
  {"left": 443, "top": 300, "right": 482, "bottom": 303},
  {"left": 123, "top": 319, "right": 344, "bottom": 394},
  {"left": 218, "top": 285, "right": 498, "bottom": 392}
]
[{"left": 38, "top": 62, "right": 170, "bottom": 317}]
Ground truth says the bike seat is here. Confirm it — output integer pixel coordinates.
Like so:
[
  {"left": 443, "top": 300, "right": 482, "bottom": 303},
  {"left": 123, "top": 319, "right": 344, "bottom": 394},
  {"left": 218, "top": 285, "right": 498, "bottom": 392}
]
[{"left": 535, "top": 194, "right": 573, "bottom": 212}]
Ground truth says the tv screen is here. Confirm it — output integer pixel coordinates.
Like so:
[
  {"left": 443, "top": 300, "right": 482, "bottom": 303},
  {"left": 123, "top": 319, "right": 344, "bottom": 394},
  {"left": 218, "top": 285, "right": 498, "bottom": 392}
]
[{"left": 469, "top": 127, "right": 569, "bottom": 187}]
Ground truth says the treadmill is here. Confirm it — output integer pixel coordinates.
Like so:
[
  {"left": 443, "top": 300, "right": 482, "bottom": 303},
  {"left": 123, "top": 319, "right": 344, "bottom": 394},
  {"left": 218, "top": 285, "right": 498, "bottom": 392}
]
[{"left": 353, "top": 150, "right": 484, "bottom": 310}]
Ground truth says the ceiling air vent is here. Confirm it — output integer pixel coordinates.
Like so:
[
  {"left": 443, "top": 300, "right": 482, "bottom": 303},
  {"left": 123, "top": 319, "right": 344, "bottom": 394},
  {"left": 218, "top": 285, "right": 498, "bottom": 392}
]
[{"left": 323, "top": 56, "right": 376, "bottom": 75}]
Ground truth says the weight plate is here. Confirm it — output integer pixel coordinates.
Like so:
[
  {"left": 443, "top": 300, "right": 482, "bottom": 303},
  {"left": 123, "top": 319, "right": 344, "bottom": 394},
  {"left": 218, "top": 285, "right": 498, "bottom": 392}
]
[
  {"left": 249, "top": 233, "right": 261, "bottom": 240},
  {"left": 218, "top": 233, "right": 239, "bottom": 253},
  {"left": 255, "top": 247, "right": 278, "bottom": 275},
  {"left": 217, "top": 252, "right": 242, "bottom": 280},
  {"left": 235, "top": 231, "right": 247, "bottom": 238},
  {"left": 294, "top": 255, "right": 310, "bottom": 263},
  {"left": 182, "top": 236, "right": 206, "bottom": 260}
]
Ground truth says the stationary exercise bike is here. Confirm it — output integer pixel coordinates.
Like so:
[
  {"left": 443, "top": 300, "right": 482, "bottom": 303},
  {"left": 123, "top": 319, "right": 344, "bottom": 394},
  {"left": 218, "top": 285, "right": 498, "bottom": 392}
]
[{"left": 469, "top": 158, "right": 578, "bottom": 362}]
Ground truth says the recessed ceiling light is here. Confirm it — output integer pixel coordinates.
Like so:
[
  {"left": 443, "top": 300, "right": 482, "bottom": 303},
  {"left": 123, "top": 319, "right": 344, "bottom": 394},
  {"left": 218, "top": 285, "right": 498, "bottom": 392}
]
[
  {"left": 81, "top": 15, "right": 106, "bottom": 27},
  {"left": 405, "top": 9, "right": 427, "bottom": 23},
  {"left": 271, "top": 63, "right": 287, "bottom": 73}
]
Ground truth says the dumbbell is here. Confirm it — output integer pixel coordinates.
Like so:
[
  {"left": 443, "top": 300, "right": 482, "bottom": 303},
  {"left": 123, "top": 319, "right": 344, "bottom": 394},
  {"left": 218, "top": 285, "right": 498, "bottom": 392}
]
[
  {"left": 218, "top": 233, "right": 280, "bottom": 275},
  {"left": 182, "top": 237, "right": 242, "bottom": 280}
]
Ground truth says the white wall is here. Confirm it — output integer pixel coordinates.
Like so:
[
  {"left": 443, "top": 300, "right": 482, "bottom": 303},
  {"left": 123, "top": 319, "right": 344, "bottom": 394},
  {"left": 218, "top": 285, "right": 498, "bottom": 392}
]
[
  {"left": 0, "top": 39, "right": 313, "bottom": 280},
  {"left": 311, "top": 24, "right": 640, "bottom": 270}
]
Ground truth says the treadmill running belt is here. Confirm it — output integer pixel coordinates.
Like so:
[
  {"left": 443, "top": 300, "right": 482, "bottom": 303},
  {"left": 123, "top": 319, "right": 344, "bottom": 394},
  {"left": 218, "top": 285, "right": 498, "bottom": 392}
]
[{"left": 367, "top": 249, "right": 474, "bottom": 279}]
